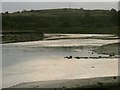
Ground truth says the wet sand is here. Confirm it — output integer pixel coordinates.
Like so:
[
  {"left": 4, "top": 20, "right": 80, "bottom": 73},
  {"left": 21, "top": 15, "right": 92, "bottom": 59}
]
[{"left": 2, "top": 58, "right": 118, "bottom": 89}]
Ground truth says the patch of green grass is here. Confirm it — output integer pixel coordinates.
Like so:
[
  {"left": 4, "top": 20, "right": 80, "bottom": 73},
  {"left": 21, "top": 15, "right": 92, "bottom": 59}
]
[{"left": 93, "top": 43, "right": 120, "bottom": 55}]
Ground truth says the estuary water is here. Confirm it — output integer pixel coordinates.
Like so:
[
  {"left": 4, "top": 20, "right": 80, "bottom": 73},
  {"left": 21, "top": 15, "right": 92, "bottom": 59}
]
[{"left": 2, "top": 34, "right": 119, "bottom": 88}]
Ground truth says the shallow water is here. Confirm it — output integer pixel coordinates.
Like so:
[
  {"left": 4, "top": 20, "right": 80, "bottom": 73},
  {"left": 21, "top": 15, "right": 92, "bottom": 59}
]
[
  {"left": 2, "top": 46, "right": 101, "bottom": 67},
  {"left": 2, "top": 34, "right": 119, "bottom": 88}
]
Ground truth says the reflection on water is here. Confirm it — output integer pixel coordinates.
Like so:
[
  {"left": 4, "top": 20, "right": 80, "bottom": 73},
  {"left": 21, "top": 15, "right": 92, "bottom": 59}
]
[{"left": 2, "top": 34, "right": 119, "bottom": 88}]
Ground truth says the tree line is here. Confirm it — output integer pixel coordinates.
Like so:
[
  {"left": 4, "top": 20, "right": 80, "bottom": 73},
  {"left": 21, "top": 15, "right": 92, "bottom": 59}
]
[{"left": 2, "top": 8, "right": 119, "bottom": 34}]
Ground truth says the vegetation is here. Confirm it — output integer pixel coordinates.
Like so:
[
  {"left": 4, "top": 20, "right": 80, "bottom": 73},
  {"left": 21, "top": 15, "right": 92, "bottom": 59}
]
[
  {"left": 2, "top": 8, "right": 119, "bottom": 34},
  {"left": 93, "top": 42, "right": 120, "bottom": 55},
  {"left": 2, "top": 8, "right": 119, "bottom": 43},
  {"left": 2, "top": 32, "right": 44, "bottom": 43}
]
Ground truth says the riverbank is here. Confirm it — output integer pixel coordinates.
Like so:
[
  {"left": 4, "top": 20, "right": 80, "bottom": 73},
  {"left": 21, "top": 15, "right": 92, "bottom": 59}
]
[
  {"left": 93, "top": 42, "right": 120, "bottom": 55},
  {"left": 2, "top": 76, "right": 119, "bottom": 89},
  {"left": 2, "top": 33, "right": 119, "bottom": 44},
  {"left": 2, "top": 32, "right": 44, "bottom": 43}
]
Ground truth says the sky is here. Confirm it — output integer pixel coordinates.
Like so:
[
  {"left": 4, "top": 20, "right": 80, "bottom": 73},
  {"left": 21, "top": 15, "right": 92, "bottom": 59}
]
[
  {"left": 1, "top": 0, "right": 119, "bottom": 2},
  {"left": 1, "top": 1, "right": 119, "bottom": 13}
]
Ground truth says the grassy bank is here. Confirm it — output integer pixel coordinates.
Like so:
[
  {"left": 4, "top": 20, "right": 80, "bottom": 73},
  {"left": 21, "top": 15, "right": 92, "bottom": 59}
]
[
  {"left": 93, "top": 42, "right": 120, "bottom": 55},
  {"left": 2, "top": 32, "right": 44, "bottom": 43}
]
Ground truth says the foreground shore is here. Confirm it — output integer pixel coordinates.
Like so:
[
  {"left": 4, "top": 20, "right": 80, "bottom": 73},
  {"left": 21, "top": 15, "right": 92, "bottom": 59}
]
[
  {"left": 2, "top": 58, "right": 118, "bottom": 89},
  {"left": 2, "top": 76, "right": 119, "bottom": 89}
]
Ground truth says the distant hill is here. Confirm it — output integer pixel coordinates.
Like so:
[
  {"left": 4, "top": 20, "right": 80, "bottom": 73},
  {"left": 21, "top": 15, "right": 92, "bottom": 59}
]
[{"left": 2, "top": 8, "right": 119, "bottom": 34}]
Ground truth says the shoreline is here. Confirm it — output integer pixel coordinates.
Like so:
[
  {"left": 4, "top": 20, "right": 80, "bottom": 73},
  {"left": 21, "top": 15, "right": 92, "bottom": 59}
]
[{"left": 2, "top": 76, "right": 119, "bottom": 89}]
